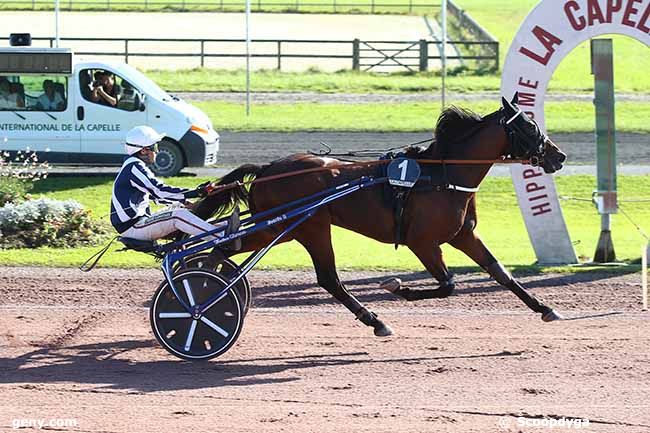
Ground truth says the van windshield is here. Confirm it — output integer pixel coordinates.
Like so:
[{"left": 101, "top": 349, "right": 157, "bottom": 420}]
[{"left": 116, "top": 64, "right": 170, "bottom": 101}]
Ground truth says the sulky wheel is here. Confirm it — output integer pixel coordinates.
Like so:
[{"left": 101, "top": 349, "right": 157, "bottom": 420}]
[
  {"left": 150, "top": 269, "right": 244, "bottom": 361},
  {"left": 181, "top": 254, "right": 252, "bottom": 316}
]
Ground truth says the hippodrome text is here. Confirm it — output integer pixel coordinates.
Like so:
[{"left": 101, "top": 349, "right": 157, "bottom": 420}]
[
  {"left": 520, "top": 0, "right": 650, "bottom": 66},
  {"left": 508, "top": 0, "right": 650, "bottom": 223}
]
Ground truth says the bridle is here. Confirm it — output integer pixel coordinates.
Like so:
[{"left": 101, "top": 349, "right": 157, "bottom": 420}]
[{"left": 500, "top": 107, "right": 548, "bottom": 167}]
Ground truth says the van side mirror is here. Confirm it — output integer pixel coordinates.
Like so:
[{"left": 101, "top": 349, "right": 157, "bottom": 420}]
[{"left": 139, "top": 101, "right": 145, "bottom": 112}]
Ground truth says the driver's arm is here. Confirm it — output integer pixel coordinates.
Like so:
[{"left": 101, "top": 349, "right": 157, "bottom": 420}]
[
  {"left": 97, "top": 87, "right": 117, "bottom": 106},
  {"left": 90, "top": 85, "right": 101, "bottom": 102},
  {"left": 130, "top": 162, "right": 198, "bottom": 204}
]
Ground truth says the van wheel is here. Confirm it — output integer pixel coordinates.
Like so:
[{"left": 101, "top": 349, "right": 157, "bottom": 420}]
[{"left": 152, "top": 140, "right": 184, "bottom": 177}]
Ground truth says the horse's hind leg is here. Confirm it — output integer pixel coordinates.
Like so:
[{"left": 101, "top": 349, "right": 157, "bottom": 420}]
[
  {"left": 449, "top": 229, "right": 562, "bottom": 322},
  {"left": 296, "top": 220, "right": 394, "bottom": 337},
  {"left": 385, "top": 242, "right": 456, "bottom": 301}
]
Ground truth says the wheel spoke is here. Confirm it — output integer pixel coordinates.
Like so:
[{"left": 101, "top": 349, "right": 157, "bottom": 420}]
[
  {"left": 182, "top": 279, "right": 196, "bottom": 306},
  {"left": 159, "top": 312, "right": 192, "bottom": 319},
  {"left": 200, "top": 316, "right": 229, "bottom": 338},
  {"left": 184, "top": 320, "right": 198, "bottom": 352},
  {"left": 201, "top": 291, "right": 230, "bottom": 313}
]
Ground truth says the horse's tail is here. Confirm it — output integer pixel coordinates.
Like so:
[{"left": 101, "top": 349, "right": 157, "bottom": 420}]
[{"left": 195, "top": 164, "right": 267, "bottom": 219}]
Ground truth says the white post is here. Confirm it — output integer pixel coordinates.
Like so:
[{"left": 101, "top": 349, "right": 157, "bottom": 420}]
[
  {"left": 245, "top": 0, "right": 251, "bottom": 117},
  {"left": 55, "top": 0, "right": 60, "bottom": 48},
  {"left": 643, "top": 243, "right": 648, "bottom": 311},
  {"left": 440, "top": 0, "right": 447, "bottom": 110}
]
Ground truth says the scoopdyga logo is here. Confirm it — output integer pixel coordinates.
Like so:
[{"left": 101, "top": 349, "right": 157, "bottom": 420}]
[{"left": 498, "top": 416, "right": 590, "bottom": 430}]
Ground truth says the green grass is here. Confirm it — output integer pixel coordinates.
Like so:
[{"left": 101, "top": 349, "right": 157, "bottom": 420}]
[
  {"left": 0, "top": 0, "right": 439, "bottom": 13},
  {"left": 148, "top": 50, "right": 649, "bottom": 94},
  {"left": 152, "top": 69, "right": 504, "bottom": 94},
  {"left": 1, "top": 175, "right": 648, "bottom": 270},
  {"left": 196, "top": 99, "right": 650, "bottom": 133}
]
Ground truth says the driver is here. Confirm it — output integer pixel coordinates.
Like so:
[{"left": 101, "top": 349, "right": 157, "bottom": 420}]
[
  {"left": 110, "top": 125, "right": 238, "bottom": 243},
  {"left": 90, "top": 71, "right": 120, "bottom": 107}
]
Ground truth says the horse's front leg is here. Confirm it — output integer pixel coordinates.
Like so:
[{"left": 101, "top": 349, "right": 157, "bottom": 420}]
[
  {"left": 383, "top": 242, "right": 456, "bottom": 300},
  {"left": 448, "top": 229, "right": 562, "bottom": 322}
]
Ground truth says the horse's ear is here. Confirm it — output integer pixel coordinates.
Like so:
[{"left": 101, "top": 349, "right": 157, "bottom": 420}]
[
  {"left": 511, "top": 92, "right": 519, "bottom": 106},
  {"left": 501, "top": 96, "right": 515, "bottom": 112}
]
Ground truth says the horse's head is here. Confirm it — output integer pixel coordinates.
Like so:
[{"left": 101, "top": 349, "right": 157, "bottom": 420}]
[{"left": 501, "top": 94, "right": 566, "bottom": 174}]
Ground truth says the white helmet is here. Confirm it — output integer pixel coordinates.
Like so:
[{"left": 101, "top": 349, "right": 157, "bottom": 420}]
[{"left": 125, "top": 125, "right": 165, "bottom": 155}]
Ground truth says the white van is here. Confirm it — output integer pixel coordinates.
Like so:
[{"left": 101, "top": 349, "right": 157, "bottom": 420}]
[{"left": 0, "top": 46, "right": 219, "bottom": 176}]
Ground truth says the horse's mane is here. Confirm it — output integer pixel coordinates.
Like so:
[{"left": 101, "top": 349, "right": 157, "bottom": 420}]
[
  {"left": 435, "top": 105, "right": 484, "bottom": 145},
  {"left": 403, "top": 105, "right": 486, "bottom": 159}
]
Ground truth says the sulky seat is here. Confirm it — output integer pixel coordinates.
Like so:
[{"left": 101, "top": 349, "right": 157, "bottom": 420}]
[{"left": 118, "top": 237, "right": 159, "bottom": 253}]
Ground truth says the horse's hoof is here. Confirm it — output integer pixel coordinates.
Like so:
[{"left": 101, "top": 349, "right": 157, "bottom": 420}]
[
  {"left": 379, "top": 277, "right": 402, "bottom": 293},
  {"left": 542, "top": 309, "right": 564, "bottom": 322},
  {"left": 374, "top": 322, "right": 394, "bottom": 337}
]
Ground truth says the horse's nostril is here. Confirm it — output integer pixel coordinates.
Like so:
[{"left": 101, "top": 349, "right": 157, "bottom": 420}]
[{"left": 558, "top": 153, "right": 567, "bottom": 163}]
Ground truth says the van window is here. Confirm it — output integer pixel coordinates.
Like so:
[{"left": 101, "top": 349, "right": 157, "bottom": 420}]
[
  {"left": 80, "top": 69, "right": 144, "bottom": 112},
  {"left": 0, "top": 75, "right": 67, "bottom": 112}
]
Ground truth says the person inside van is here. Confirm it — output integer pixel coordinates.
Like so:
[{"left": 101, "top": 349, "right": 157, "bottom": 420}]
[
  {"left": 37, "top": 80, "right": 64, "bottom": 111},
  {"left": 90, "top": 71, "right": 120, "bottom": 107},
  {"left": 8, "top": 83, "right": 25, "bottom": 109},
  {"left": 0, "top": 79, "right": 11, "bottom": 109},
  {"left": 111, "top": 125, "right": 239, "bottom": 245},
  {"left": 0, "top": 78, "right": 20, "bottom": 110}
]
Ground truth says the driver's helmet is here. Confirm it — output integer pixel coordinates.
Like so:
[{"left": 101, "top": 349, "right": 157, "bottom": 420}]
[{"left": 125, "top": 125, "right": 164, "bottom": 155}]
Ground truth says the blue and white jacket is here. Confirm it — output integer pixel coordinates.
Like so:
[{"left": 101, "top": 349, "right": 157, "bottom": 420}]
[{"left": 110, "top": 156, "right": 200, "bottom": 233}]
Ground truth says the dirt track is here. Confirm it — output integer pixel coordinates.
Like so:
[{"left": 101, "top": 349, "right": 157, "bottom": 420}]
[
  {"left": 217, "top": 131, "right": 650, "bottom": 166},
  {"left": 1, "top": 266, "right": 649, "bottom": 432}
]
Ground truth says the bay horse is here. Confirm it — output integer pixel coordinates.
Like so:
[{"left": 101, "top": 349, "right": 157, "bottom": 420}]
[{"left": 193, "top": 95, "right": 567, "bottom": 337}]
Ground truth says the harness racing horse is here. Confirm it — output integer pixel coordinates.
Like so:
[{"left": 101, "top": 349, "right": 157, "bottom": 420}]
[{"left": 193, "top": 95, "right": 567, "bottom": 337}]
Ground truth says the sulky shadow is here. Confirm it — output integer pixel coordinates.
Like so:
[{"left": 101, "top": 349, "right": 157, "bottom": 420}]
[{"left": 0, "top": 339, "right": 523, "bottom": 393}]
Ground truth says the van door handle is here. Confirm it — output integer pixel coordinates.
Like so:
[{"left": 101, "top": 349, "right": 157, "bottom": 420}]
[{"left": 77, "top": 106, "right": 84, "bottom": 121}]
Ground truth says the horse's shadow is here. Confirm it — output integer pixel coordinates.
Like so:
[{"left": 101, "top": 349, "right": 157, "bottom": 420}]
[
  {"left": 248, "top": 267, "right": 635, "bottom": 309},
  {"left": 0, "top": 339, "right": 521, "bottom": 393}
]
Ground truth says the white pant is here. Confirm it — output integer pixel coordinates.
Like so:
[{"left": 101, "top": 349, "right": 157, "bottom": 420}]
[{"left": 121, "top": 208, "right": 226, "bottom": 242}]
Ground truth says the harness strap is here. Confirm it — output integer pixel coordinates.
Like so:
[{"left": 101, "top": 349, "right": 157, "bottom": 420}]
[
  {"left": 205, "top": 157, "right": 530, "bottom": 197},
  {"left": 79, "top": 236, "right": 119, "bottom": 272},
  {"left": 393, "top": 189, "right": 410, "bottom": 249},
  {"left": 505, "top": 108, "right": 523, "bottom": 125},
  {"left": 447, "top": 184, "right": 479, "bottom": 193}
]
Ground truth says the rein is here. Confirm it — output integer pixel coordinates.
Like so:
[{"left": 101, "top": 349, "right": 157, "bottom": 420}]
[
  {"left": 310, "top": 137, "right": 435, "bottom": 158},
  {"left": 204, "top": 109, "right": 546, "bottom": 197},
  {"left": 205, "top": 157, "right": 531, "bottom": 196}
]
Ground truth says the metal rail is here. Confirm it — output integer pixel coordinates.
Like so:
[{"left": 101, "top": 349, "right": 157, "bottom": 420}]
[{"left": 12, "top": 36, "right": 498, "bottom": 72}]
